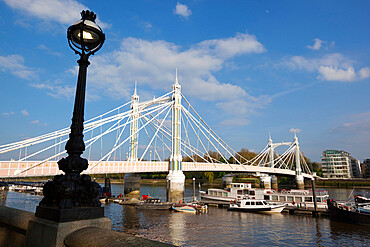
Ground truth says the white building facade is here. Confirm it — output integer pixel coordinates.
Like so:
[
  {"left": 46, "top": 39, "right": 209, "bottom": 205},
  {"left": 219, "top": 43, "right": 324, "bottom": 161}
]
[{"left": 321, "top": 150, "right": 361, "bottom": 178}]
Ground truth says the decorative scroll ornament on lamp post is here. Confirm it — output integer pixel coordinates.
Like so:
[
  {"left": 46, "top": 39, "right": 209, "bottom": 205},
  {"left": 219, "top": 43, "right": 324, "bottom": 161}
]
[{"left": 36, "top": 10, "right": 105, "bottom": 221}]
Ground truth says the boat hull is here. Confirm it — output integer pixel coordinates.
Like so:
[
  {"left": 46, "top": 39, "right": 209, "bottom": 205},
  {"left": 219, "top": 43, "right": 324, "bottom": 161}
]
[
  {"left": 327, "top": 199, "right": 370, "bottom": 226},
  {"left": 228, "top": 204, "right": 286, "bottom": 213},
  {"left": 172, "top": 206, "right": 197, "bottom": 213},
  {"left": 136, "top": 203, "right": 173, "bottom": 210}
]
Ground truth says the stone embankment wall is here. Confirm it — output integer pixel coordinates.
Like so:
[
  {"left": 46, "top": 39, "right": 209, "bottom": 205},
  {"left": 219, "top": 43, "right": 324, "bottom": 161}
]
[{"left": 0, "top": 206, "right": 172, "bottom": 247}]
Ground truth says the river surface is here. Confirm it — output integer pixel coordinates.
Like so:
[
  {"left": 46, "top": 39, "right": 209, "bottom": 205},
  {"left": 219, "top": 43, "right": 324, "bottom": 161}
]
[{"left": 3, "top": 184, "right": 370, "bottom": 246}]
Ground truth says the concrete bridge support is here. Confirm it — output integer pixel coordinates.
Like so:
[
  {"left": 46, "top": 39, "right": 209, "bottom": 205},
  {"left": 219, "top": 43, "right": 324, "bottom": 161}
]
[
  {"left": 222, "top": 175, "right": 233, "bottom": 188},
  {"left": 166, "top": 170, "right": 185, "bottom": 203},
  {"left": 296, "top": 175, "right": 305, "bottom": 190},
  {"left": 260, "top": 174, "right": 272, "bottom": 189},
  {"left": 124, "top": 173, "right": 141, "bottom": 199},
  {"left": 271, "top": 175, "right": 278, "bottom": 190}
]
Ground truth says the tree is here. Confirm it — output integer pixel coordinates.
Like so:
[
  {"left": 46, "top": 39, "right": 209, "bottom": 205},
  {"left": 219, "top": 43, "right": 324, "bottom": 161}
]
[
  {"left": 229, "top": 148, "right": 257, "bottom": 163},
  {"left": 204, "top": 172, "right": 214, "bottom": 183}
]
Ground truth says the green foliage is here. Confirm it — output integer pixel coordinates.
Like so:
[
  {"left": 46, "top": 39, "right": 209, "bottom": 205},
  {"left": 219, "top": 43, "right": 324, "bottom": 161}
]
[{"left": 204, "top": 172, "right": 214, "bottom": 183}]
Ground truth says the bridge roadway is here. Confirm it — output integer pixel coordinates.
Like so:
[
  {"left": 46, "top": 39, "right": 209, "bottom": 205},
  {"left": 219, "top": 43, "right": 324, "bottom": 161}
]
[{"left": 0, "top": 161, "right": 312, "bottom": 179}]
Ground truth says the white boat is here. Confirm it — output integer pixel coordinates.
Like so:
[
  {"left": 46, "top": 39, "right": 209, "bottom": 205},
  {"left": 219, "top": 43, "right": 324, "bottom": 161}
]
[
  {"left": 200, "top": 183, "right": 252, "bottom": 203},
  {"left": 201, "top": 182, "right": 329, "bottom": 209},
  {"left": 172, "top": 203, "right": 208, "bottom": 214},
  {"left": 228, "top": 198, "right": 286, "bottom": 213}
]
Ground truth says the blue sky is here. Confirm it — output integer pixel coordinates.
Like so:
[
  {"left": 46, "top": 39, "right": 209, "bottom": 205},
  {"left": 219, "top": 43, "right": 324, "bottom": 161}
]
[{"left": 0, "top": 0, "right": 369, "bottom": 162}]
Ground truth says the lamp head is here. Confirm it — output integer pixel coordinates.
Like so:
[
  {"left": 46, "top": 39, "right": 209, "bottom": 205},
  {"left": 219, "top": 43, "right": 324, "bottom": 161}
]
[{"left": 67, "top": 10, "right": 105, "bottom": 56}]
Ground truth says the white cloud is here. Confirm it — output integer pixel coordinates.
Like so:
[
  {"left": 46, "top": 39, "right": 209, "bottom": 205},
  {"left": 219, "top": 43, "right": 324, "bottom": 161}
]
[
  {"left": 174, "top": 2, "right": 192, "bottom": 19},
  {"left": 359, "top": 67, "right": 370, "bottom": 79},
  {"left": 29, "top": 83, "right": 75, "bottom": 99},
  {"left": 37, "top": 44, "right": 61, "bottom": 57},
  {"left": 21, "top": 109, "right": 29, "bottom": 116},
  {"left": 3, "top": 0, "right": 109, "bottom": 28},
  {"left": 317, "top": 66, "right": 356, "bottom": 81},
  {"left": 197, "top": 33, "right": 266, "bottom": 59},
  {"left": 289, "top": 128, "right": 301, "bottom": 134},
  {"left": 307, "top": 38, "right": 325, "bottom": 50},
  {"left": 0, "top": 54, "right": 37, "bottom": 80},
  {"left": 31, "top": 119, "right": 48, "bottom": 126},
  {"left": 2, "top": 112, "right": 15, "bottom": 116},
  {"left": 281, "top": 53, "right": 369, "bottom": 82}
]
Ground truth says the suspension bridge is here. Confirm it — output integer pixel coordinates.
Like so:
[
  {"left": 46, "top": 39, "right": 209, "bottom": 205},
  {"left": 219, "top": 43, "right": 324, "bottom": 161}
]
[{"left": 0, "top": 72, "right": 312, "bottom": 190}]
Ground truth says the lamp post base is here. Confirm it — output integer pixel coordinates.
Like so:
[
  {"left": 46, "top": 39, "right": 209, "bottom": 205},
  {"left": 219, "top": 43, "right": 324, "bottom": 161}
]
[{"left": 35, "top": 206, "right": 104, "bottom": 223}]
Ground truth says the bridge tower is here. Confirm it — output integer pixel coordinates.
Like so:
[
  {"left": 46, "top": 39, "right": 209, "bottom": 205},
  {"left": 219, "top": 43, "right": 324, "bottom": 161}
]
[
  {"left": 265, "top": 136, "right": 278, "bottom": 189},
  {"left": 294, "top": 134, "right": 304, "bottom": 189},
  {"left": 124, "top": 82, "right": 141, "bottom": 198},
  {"left": 129, "top": 81, "right": 139, "bottom": 162},
  {"left": 166, "top": 70, "right": 185, "bottom": 202},
  {"left": 268, "top": 135, "right": 274, "bottom": 168}
]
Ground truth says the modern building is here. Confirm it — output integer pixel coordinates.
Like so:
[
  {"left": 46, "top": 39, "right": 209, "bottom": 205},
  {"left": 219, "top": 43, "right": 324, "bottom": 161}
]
[
  {"left": 321, "top": 150, "right": 361, "bottom": 179},
  {"left": 364, "top": 159, "right": 370, "bottom": 178}
]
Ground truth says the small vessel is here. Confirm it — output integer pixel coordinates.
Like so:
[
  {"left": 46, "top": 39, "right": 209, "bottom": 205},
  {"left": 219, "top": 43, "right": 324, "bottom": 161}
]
[
  {"left": 228, "top": 198, "right": 287, "bottom": 213},
  {"left": 172, "top": 203, "right": 208, "bottom": 213},
  {"left": 327, "top": 199, "right": 370, "bottom": 226},
  {"left": 172, "top": 205, "right": 197, "bottom": 213},
  {"left": 135, "top": 198, "right": 173, "bottom": 210},
  {"left": 355, "top": 195, "right": 370, "bottom": 204}
]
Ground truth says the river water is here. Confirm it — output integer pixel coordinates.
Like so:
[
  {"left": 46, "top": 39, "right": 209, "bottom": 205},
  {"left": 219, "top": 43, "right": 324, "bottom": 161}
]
[{"left": 3, "top": 184, "right": 370, "bottom": 246}]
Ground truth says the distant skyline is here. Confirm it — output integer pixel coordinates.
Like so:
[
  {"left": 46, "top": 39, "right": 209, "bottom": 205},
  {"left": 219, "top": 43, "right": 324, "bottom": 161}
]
[{"left": 0, "top": 0, "right": 369, "bottom": 162}]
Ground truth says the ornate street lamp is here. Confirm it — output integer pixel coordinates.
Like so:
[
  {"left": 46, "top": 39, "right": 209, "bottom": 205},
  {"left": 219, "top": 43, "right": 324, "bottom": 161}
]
[{"left": 36, "top": 10, "right": 105, "bottom": 222}]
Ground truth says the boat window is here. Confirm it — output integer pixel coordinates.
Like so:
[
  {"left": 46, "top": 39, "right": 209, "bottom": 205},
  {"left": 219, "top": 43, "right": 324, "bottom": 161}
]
[
  {"left": 264, "top": 195, "right": 270, "bottom": 200},
  {"left": 305, "top": 197, "right": 313, "bottom": 202},
  {"left": 256, "top": 201, "right": 263, "bottom": 205},
  {"left": 209, "top": 191, "right": 213, "bottom": 195},
  {"left": 245, "top": 201, "right": 251, "bottom": 205},
  {"left": 287, "top": 196, "right": 294, "bottom": 202},
  {"left": 316, "top": 197, "right": 322, "bottom": 202},
  {"left": 279, "top": 196, "right": 286, "bottom": 202},
  {"left": 244, "top": 190, "right": 249, "bottom": 195},
  {"left": 223, "top": 192, "right": 228, "bottom": 197},
  {"left": 262, "top": 201, "right": 267, "bottom": 205},
  {"left": 272, "top": 195, "right": 279, "bottom": 201},
  {"left": 251, "top": 201, "right": 255, "bottom": 205},
  {"left": 295, "top": 197, "right": 302, "bottom": 203},
  {"left": 237, "top": 190, "right": 243, "bottom": 195},
  {"left": 249, "top": 191, "right": 255, "bottom": 196},
  {"left": 218, "top": 192, "right": 223, "bottom": 196}
]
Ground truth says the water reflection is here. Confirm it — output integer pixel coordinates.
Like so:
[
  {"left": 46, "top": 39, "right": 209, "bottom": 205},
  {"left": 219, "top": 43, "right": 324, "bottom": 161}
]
[
  {"left": 169, "top": 212, "right": 186, "bottom": 246},
  {"left": 329, "top": 220, "right": 370, "bottom": 246},
  {"left": 3, "top": 185, "right": 370, "bottom": 246},
  {"left": 122, "top": 206, "right": 140, "bottom": 234}
]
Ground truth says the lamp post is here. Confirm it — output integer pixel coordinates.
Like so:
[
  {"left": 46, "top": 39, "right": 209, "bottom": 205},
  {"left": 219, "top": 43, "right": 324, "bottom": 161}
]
[{"left": 36, "top": 10, "right": 105, "bottom": 222}]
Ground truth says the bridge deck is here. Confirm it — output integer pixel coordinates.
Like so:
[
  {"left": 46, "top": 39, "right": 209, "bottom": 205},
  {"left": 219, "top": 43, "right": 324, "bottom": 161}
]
[{"left": 0, "top": 161, "right": 312, "bottom": 179}]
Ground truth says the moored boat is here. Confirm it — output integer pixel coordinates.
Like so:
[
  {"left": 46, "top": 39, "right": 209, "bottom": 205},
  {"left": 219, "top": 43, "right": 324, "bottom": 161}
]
[
  {"left": 172, "top": 202, "right": 208, "bottom": 213},
  {"left": 201, "top": 182, "right": 329, "bottom": 209},
  {"left": 135, "top": 198, "right": 173, "bottom": 210},
  {"left": 327, "top": 199, "right": 370, "bottom": 226},
  {"left": 228, "top": 198, "right": 286, "bottom": 213}
]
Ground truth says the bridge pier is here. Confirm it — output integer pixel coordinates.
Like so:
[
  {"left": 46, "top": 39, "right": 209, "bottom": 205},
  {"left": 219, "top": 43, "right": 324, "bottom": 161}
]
[
  {"left": 296, "top": 175, "right": 304, "bottom": 190},
  {"left": 166, "top": 170, "right": 185, "bottom": 203},
  {"left": 222, "top": 174, "right": 233, "bottom": 188},
  {"left": 260, "top": 174, "right": 271, "bottom": 189},
  {"left": 124, "top": 174, "right": 141, "bottom": 199},
  {"left": 271, "top": 175, "right": 278, "bottom": 190}
]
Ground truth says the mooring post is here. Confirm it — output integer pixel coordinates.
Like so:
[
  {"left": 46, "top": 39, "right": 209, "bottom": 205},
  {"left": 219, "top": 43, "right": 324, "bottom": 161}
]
[
  {"left": 193, "top": 178, "right": 196, "bottom": 202},
  {"left": 311, "top": 177, "right": 318, "bottom": 216}
]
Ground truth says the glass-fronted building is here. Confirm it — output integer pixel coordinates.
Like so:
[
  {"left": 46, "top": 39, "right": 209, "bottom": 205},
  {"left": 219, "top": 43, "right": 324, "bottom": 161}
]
[{"left": 321, "top": 150, "right": 361, "bottom": 178}]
